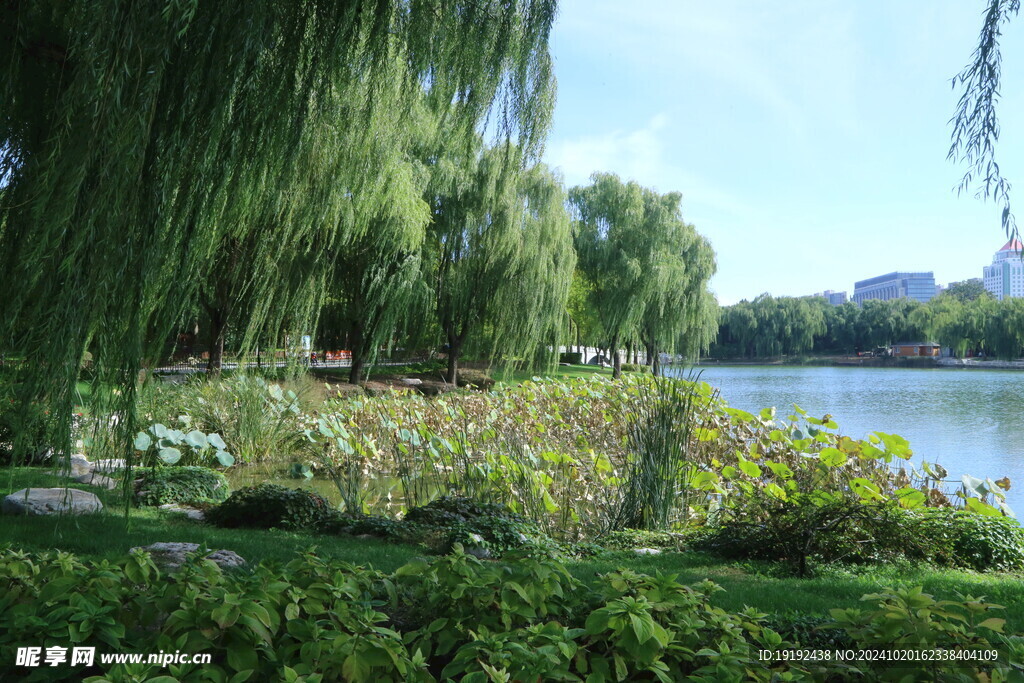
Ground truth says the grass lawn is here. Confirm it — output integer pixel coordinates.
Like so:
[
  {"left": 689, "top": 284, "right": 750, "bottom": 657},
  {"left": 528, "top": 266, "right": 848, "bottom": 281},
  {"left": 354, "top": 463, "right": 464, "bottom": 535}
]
[
  {"left": 5, "top": 467, "right": 1024, "bottom": 633},
  {"left": 495, "top": 363, "right": 617, "bottom": 383},
  {"left": 0, "top": 468, "right": 422, "bottom": 572}
]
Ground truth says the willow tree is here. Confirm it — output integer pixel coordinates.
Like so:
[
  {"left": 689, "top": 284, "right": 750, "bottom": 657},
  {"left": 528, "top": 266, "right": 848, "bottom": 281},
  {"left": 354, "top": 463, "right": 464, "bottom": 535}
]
[
  {"left": 320, "top": 146, "right": 432, "bottom": 384},
  {"left": 635, "top": 192, "right": 718, "bottom": 375},
  {"left": 428, "top": 144, "right": 575, "bottom": 386},
  {"left": 570, "top": 174, "right": 672, "bottom": 378},
  {"left": 0, "top": 1, "right": 556, "bottom": 465}
]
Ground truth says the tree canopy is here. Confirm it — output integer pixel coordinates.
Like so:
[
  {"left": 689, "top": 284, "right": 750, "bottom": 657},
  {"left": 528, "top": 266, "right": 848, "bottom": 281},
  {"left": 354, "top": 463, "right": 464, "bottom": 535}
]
[{"left": 0, "top": 1, "right": 557, "bottom": 458}]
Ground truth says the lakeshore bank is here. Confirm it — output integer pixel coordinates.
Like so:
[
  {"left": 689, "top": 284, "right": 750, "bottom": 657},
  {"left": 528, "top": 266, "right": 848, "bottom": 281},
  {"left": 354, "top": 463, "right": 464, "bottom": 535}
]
[{"left": 696, "top": 355, "right": 1024, "bottom": 370}]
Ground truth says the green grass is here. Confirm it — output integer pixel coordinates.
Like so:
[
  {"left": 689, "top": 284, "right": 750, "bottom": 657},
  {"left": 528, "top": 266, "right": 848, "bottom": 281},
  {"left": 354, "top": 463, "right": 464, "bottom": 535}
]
[
  {"left": 0, "top": 468, "right": 422, "bottom": 572},
  {"left": 6, "top": 466, "right": 1024, "bottom": 633},
  {"left": 569, "top": 550, "right": 1024, "bottom": 633},
  {"left": 496, "top": 363, "right": 617, "bottom": 383}
]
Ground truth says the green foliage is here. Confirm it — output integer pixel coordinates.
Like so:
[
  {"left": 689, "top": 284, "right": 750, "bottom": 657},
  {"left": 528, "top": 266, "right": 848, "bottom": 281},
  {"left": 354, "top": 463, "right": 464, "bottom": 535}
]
[
  {"left": 403, "top": 497, "right": 539, "bottom": 555},
  {"left": 599, "top": 529, "right": 687, "bottom": 551},
  {"left": 910, "top": 507, "right": 1024, "bottom": 572},
  {"left": 570, "top": 173, "right": 717, "bottom": 377},
  {"left": 559, "top": 352, "right": 583, "bottom": 364},
  {"left": 606, "top": 376, "right": 707, "bottom": 532},
  {"left": 133, "top": 466, "right": 230, "bottom": 507},
  {"left": 176, "top": 375, "right": 303, "bottom": 464},
  {"left": 830, "top": 585, "right": 1009, "bottom": 654},
  {"left": 429, "top": 145, "right": 576, "bottom": 385},
  {"left": 2, "top": 546, "right": 1023, "bottom": 680},
  {"left": 1, "top": 0, "right": 558, "bottom": 475},
  {"left": 206, "top": 484, "right": 336, "bottom": 532},
  {"left": 0, "top": 384, "right": 51, "bottom": 465},
  {"left": 133, "top": 422, "right": 233, "bottom": 468}
]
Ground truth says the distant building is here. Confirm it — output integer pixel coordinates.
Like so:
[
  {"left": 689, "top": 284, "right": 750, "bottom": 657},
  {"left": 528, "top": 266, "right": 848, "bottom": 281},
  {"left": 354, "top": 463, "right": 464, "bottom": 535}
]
[
  {"left": 852, "top": 272, "right": 937, "bottom": 304},
  {"left": 812, "top": 290, "right": 848, "bottom": 305},
  {"left": 983, "top": 239, "right": 1024, "bottom": 300},
  {"left": 892, "top": 342, "right": 941, "bottom": 357}
]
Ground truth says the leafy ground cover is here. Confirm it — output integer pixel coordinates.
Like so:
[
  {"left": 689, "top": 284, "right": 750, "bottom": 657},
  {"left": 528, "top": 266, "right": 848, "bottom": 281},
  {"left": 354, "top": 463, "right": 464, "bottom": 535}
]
[{"left": 3, "top": 468, "right": 1023, "bottom": 635}]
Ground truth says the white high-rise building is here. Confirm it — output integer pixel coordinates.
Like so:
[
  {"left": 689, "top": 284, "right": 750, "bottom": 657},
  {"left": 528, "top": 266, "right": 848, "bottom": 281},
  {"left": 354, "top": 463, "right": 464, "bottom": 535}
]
[{"left": 983, "top": 239, "right": 1024, "bottom": 300}]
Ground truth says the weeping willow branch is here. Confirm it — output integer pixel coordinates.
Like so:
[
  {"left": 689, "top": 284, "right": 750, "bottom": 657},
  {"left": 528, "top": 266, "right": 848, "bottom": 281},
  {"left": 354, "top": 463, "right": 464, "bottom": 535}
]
[
  {"left": 0, "top": 1, "right": 557, "bottom": 470},
  {"left": 949, "top": 0, "right": 1021, "bottom": 244}
]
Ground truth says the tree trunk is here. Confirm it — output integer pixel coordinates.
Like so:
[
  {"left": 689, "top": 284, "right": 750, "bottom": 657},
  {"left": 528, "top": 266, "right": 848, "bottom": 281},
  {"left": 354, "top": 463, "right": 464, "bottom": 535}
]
[
  {"left": 611, "top": 337, "right": 622, "bottom": 379},
  {"left": 206, "top": 307, "right": 227, "bottom": 375},
  {"left": 646, "top": 341, "right": 658, "bottom": 376},
  {"left": 446, "top": 331, "right": 465, "bottom": 386},
  {"left": 348, "top": 324, "right": 365, "bottom": 384}
]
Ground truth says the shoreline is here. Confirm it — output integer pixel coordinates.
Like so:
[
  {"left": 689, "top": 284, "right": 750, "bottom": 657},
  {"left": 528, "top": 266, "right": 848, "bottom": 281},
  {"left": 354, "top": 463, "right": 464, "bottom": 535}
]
[{"left": 695, "top": 356, "right": 1024, "bottom": 370}]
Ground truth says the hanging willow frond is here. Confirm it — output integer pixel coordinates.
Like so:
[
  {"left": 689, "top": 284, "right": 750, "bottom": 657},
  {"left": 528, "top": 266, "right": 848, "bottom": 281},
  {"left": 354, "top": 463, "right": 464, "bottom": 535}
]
[
  {"left": 949, "top": 0, "right": 1021, "bottom": 245},
  {"left": 0, "top": 0, "right": 557, "bottom": 469}
]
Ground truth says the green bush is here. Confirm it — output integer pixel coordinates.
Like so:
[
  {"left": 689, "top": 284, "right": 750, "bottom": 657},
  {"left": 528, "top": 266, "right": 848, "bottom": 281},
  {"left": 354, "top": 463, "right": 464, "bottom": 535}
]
[
  {"left": 175, "top": 375, "right": 307, "bottom": 464},
  {"left": 599, "top": 528, "right": 686, "bottom": 551},
  {"left": 694, "top": 498, "right": 919, "bottom": 575},
  {"left": 559, "top": 352, "right": 583, "bottom": 364},
  {"left": 909, "top": 507, "right": 1024, "bottom": 572},
  {"left": 403, "top": 497, "right": 538, "bottom": 555},
  {"left": 133, "top": 466, "right": 230, "bottom": 507},
  {"left": 206, "top": 483, "right": 336, "bottom": 531},
  {"left": 1, "top": 546, "right": 1021, "bottom": 681}
]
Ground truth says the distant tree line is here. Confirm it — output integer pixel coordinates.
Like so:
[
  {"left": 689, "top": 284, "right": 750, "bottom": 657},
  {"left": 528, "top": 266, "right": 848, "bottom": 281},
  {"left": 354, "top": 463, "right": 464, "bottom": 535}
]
[{"left": 711, "top": 288, "right": 1024, "bottom": 360}]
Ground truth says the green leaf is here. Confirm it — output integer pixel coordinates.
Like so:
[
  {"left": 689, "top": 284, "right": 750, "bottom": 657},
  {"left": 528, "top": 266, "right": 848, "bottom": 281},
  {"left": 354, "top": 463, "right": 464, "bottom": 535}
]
[
  {"left": 819, "top": 447, "right": 847, "bottom": 468},
  {"left": 184, "top": 430, "right": 208, "bottom": 450},
  {"left": 158, "top": 447, "right": 182, "bottom": 465},
  {"left": 216, "top": 450, "right": 235, "bottom": 467},
  {"left": 134, "top": 431, "right": 152, "bottom": 451},
  {"left": 207, "top": 433, "right": 228, "bottom": 450}
]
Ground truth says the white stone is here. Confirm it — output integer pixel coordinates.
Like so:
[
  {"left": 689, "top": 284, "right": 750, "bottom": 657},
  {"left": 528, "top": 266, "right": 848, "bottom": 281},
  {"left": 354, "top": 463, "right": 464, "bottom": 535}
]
[
  {"left": 633, "top": 547, "right": 662, "bottom": 555},
  {"left": 130, "top": 542, "right": 245, "bottom": 572},
  {"left": 157, "top": 504, "right": 205, "bottom": 521},
  {"left": 92, "top": 459, "right": 126, "bottom": 473},
  {"left": 400, "top": 378, "right": 423, "bottom": 385},
  {"left": 2, "top": 488, "right": 103, "bottom": 516},
  {"left": 74, "top": 473, "right": 119, "bottom": 490}
]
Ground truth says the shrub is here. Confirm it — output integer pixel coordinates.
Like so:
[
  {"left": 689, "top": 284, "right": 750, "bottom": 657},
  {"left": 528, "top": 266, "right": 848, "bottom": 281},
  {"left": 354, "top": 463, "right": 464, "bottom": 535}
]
[
  {"left": 559, "top": 352, "right": 583, "bottom": 364},
  {"left": 909, "top": 507, "right": 1024, "bottom": 572},
  {"left": 175, "top": 375, "right": 307, "bottom": 464},
  {"left": 599, "top": 528, "right": 687, "bottom": 551},
  {"left": 694, "top": 498, "right": 919, "bottom": 575},
  {"left": 403, "top": 497, "right": 538, "bottom": 555},
  {"left": 1, "top": 547, "right": 1020, "bottom": 681},
  {"left": 133, "top": 466, "right": 230, "bottom": 507},
  {"left": 206, "top": 483, "right": 337, "bottom": 531}
]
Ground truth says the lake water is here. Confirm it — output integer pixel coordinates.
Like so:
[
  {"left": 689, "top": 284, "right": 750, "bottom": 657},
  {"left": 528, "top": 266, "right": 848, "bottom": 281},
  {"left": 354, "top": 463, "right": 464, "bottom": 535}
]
[{"left": 670, "top": 364, "right": 1024, "bottom": 513}]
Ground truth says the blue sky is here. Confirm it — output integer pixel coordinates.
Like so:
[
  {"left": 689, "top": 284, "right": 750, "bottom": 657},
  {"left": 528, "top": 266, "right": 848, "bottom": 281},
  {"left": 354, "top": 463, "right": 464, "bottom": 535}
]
[{"left": 543, "top": 1, "right": 1024, "bottom": 305}]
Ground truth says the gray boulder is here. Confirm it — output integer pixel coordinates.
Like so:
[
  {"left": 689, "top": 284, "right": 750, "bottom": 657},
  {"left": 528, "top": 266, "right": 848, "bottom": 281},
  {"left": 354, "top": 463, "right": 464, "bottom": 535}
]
[
  {"left": 92, "top": 459, "right": 126, "bottom": 474},
  {"left": 2, "top": 488, "right": 103, "bottom": 516},
  {"left": 130, "top": 542, "right": 245, "bottom": 572},
  {"left": 157, "top": 504, "right": 206, "bottom": 522},
  {"left": 74, "top": 472, "right": 119, "bottom": 490}
]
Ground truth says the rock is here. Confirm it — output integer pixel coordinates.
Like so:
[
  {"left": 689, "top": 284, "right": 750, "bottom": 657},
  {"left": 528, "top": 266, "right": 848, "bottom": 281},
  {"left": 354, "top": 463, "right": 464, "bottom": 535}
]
[
  {"left": 157, "top": 504, "right": 206, "bottom": 521},
  {"left": 74, "top": 473, "right": 119, "bottom": 490},
  {"left": 414, "top": 380, "right": 454, "bottom": 396},
  {"left": 633, "top": 547, "right": 662, "bottom": 555},
  {"left": 2, "top": 488, "right": 103, "bottom": 516},
  {"left": 130, "top": 542, "right": 245, "bottom": 572},
  {"left": 399, "top": 377, "right": 423, "bottom": 386},
  {"left": 465, "top": 546, "right": 492, "bottom": 559},
  {"left": 69, "top": 454, "right": 92, "bottom": 476},
  {"left": 92, "top": 459, "right": 126, "bottom": 474}
]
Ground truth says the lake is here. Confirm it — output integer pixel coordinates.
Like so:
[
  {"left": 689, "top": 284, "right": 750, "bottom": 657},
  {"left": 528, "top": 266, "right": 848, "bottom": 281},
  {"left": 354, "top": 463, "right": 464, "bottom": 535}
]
[{"left": 671, "top": 364, "right": 1024, "bottom": 513}]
